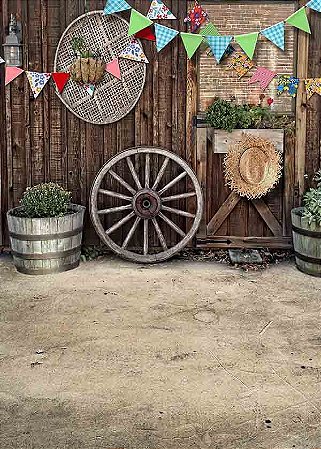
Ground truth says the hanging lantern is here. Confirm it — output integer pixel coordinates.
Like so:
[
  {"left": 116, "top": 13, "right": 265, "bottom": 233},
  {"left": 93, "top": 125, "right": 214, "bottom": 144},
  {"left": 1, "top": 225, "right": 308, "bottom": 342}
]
[{"left": 3, "top": 14, "right": 22, "bottom": 67}]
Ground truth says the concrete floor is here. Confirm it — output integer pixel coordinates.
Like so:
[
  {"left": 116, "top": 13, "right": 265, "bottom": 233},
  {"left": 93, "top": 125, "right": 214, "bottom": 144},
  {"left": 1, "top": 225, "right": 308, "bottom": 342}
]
[{"left": 0, "top": 254, "right": 321, "bottom": 449}]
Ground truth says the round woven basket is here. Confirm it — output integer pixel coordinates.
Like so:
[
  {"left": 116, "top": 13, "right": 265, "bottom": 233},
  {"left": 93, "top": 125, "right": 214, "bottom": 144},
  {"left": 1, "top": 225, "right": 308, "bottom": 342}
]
[
  {"left": 54, "top": 11, "right": 146, "bottom": 125},
  {"left": 224, "top": 133, "right": 282, "bottom": 199}
]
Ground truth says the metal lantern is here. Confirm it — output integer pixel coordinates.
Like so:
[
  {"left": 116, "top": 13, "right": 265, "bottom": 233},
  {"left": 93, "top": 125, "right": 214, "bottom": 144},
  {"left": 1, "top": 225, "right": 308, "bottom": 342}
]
[{"left": 3, "top": 14, "right": 22, "bottom": 67}]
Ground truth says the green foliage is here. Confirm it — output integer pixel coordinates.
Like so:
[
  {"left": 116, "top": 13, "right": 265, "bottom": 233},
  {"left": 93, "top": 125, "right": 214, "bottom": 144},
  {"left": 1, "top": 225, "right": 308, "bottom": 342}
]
[
  {"left": 205, "top": 98, "right": 294, "bottom": 133},
  {"left": 19, "top": 183, "right": 72, "bottom": 218},
  {"left": 302, "top": 170, "right": 321, "bottom": 225},
  {"left": 71, "top": 36, "right": 94, "bottom": 58}
]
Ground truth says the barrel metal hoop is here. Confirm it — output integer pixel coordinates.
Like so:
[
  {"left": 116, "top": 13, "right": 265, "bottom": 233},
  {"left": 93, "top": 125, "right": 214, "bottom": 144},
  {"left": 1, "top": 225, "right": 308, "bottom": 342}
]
[
  {"left": 294, "top": 251, "right": 321, "bottom": 265},
  {"left": 12, "top": 245, "right": 82, "bottom": 260},
  {"left": 16, "top": 260, "right": 80, "bottom": 275},
  {"left": 292, "top": 225, "right": 321, "bottom": 239},
  {"left": 9, "top": 227, "right": 83, "bottom": 241}
]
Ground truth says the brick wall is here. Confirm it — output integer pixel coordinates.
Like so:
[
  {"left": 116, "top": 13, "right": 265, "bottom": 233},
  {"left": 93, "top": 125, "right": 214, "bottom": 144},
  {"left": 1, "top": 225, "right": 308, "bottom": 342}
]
[{"left": 198, "top": 1, "right": 296, "bottom": 112}]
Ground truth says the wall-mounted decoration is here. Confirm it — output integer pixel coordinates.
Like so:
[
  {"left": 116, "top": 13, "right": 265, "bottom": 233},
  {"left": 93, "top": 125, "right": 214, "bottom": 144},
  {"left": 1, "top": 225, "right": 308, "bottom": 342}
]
[
  {"left": 224, "top": 133, "right": 282, "bottom": 199},
  {"left": 54, "top": 11, "right": 146, "bottom": 125}
]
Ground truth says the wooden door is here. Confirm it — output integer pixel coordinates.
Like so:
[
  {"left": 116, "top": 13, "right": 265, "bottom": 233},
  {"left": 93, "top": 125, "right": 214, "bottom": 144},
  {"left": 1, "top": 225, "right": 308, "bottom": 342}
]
[{"left": 195, "top": 123, "right": 295, "bottom": 249}]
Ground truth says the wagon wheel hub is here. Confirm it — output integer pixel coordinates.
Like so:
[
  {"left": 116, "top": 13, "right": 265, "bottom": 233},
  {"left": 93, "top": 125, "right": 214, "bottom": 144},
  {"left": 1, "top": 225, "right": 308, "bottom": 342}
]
[{"left": 133, "top": 189, "right": 161, "bottom": 219}]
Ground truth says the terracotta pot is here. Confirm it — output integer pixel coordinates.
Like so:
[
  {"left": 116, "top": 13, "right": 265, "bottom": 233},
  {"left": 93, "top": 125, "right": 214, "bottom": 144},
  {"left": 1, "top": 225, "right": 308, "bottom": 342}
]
[{"left": 70, "top": 57, "right": 105, "bottom": 85}]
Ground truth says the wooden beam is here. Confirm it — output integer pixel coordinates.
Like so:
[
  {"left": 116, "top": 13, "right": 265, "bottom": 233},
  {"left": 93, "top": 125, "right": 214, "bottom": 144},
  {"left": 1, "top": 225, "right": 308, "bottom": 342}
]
[
  {"left": 196, "top": 127, "right": 207, "bottom": 237},
  {"left": 197, "top": 236, "right": 292, "bottom": 249},
  {"left": 207, "top": 191, "right": 241, "bottom": 235},
  {"left": 252, "top": 199, "right": 283, "bottom": 236},
  {"left": 295, "top": 2, "right": 310, "bottom": 197}
]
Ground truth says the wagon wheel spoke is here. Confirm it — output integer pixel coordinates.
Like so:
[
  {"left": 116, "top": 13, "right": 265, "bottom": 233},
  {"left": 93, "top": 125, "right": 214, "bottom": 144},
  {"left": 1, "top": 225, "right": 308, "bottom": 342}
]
[
  {"left": 161, "top": 205, "right": 195, "bottom": 218},
  {"left": 143, "top": 219, "right": 149, "bottom": 255},
  {"left": 98, "top": 204, "right": 133, "bottom": 215},
  {"left": 145, "top": 154, "right": 150, "bottom": 188},
  {"left": 152, "top": 218, "right": 168, "bottom": 251},
  {"left": 106, "top": 211, "right": 135, "bottom": 235},
  {"left": 158, "top": 212, "right": 186, "bottom": 238},
  {"left": 152, "top": 157, "right": 169, "bottom": 190},
  {"left": 109, "top": 169, "right": 136, "bottom": 195},
  {"left": 162, "top": 192, "right": 196, "bottom": 202},
  {"left": 158, "top": 171, "right": 187, "bottom": 196},
  {"left": 122, "top": 217, "right": 141, "bottom": 249},
  {"left": 99, "top": 189, "right": 132, "bottom": 201},
  {"left": 126, "top": 157, "right": 142, "bottom": 190}
]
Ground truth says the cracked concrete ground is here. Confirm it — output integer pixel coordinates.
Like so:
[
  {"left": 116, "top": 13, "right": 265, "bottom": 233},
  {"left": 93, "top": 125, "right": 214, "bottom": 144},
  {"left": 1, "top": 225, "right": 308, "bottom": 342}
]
[{"left": 0, "top": 254, "right": 321, "bottom": 449}]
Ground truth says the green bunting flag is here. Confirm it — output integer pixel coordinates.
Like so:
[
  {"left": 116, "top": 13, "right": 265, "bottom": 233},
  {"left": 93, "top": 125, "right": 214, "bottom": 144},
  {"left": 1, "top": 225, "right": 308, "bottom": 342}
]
[
  {"left": 180, "top": 32, "right": 203, "bottom": 59},
  {"left": 235, "top": 32, "right": 259, "bottom": 60},
  {"left": 128, "top": 9, "right": 153, "bottom": 36},
  {"left": 286, "top": 7, "right": 311, "bottom": 34},
  {"left": 200, "top": 22, "right": 220, "bottom": 37}
]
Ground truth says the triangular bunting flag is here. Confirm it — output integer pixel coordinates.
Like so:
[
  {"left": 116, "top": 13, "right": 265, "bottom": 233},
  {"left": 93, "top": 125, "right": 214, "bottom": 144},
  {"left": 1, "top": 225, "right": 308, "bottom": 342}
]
[
  {"left": 248, "top": 67, "right": 277, "bottom": 90},
  {"left": 84, "top": 84, "right": 95, "bottom": 96},
  {"left": 103, "top": 0, "right": 131, "bottom": 15},
  {"left": 26, "top": 71, "right": 51, "bottom": 98},
  {"left": 206, "top": 35, "right": 233, "bottom": 63},
  {"left": 305, "top": 78, "right": 321, "bottom": 99},
  {"left": 5, "top": 67, "right": 24, "bottom": 86},
  {"left": 180, "top": 32, "right": 203, "bottom": 59},
  {"left": 52, "top": 72, "right": 70, "bottom": 93},
  {"left": 147, "top": 0, "right": 176, "bottom": 20},
  {"left": 119, "top": 38, "right": 149, "bottom": 63},
  {"left": 261, "top": 22, "right": 285, "bottom": 51},
  {"left": 135, "top": 26, "right": 156, "bottom": 41},
  {"left": 128, "top": 9, "right": 153, "bottom": 36},
  {"left": 235, "top": 32, "right": 259, "bottom": 60},
  {"left": 200, "top": 22, "right": 220, "bottom": 37},
  {"left": 306, "top": 0, "right": 321, "bottom": 12},
  {"left": 106, "top": 58, "right": 121, "bottom": 79},
  {"left": 0, "top": 56, "right": 5, "bottom": 64},
  {"left": 154, "top": 23, "right": 179, "bottom": 52},
  {"left": 286, "top": 7, "right": 311, "bottom": 33},
  {"left": 184, "top": 1, "right": 209, "bottom": 33}
]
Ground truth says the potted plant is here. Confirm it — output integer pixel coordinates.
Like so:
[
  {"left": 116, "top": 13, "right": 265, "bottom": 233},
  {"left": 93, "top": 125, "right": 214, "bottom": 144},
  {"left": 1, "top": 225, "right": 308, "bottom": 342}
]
[
  {"left": 205, "top": 97, "right": 292, "bottom": 154},
  {"left": 7, "top": 183, "right": 85, "bottom": 275},
  {"left": 69, "top": 36, "right": 105, "bottom": 85},
  {"left": 292, "top": 170, "right": 321, "bottom": 277}
]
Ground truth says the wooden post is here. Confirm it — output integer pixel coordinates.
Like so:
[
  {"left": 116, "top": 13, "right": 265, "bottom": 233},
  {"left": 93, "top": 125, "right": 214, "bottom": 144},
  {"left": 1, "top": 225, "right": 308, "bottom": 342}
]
[{"left": 295, "top": 2, "right": 310, "bottom": 198}]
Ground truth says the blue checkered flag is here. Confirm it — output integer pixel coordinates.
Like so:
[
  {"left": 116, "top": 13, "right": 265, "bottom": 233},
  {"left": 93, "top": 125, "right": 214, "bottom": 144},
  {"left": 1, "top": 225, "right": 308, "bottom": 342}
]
[
  {"left": 154, "top": 24, "right": 179, "bottom": 52},
  {"left": 261, "top": 22, "right": 285, "bottom": 51},
  {"left": 306, "top": 0, "right": 321, "bottom": 12},
  {"left": 104, "top": 0, "right": 132, "bottom": 15},
  {"left": 206, "top": 35, "right": 233, "bottom": 63}
]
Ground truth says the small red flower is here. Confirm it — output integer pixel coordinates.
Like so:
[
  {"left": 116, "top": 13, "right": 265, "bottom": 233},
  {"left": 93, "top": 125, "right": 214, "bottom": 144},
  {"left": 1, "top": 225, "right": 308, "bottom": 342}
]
[{"left": 267, "top": 97, "right": 274, "bottom": 106}]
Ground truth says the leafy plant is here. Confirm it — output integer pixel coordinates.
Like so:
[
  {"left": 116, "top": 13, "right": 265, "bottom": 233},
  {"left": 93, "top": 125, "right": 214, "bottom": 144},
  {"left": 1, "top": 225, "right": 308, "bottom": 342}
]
[
  {"left": 71, "top": 36, "right": 94, "bottom": 58},
  {"left": 18, "top": 183, "right": 72, "bottom": 218},
  {"left": 302, "top": 170, "right": 321, "bottom": 225},
  {"left": 205, "top": 98, "right": 294, "bottom": 133}
]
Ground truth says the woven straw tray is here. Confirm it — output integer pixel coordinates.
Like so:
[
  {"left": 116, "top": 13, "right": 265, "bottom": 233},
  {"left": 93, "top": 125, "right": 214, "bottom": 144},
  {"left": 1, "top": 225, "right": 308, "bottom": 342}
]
[{"left": 54, "top": 11, "right": 146, "bottom": 125}]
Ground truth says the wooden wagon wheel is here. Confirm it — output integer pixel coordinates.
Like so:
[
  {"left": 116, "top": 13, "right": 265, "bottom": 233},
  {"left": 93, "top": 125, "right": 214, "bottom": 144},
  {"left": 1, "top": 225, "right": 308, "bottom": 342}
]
[{"left": 90, "top": 147, "right": 203, "bottom": 263}]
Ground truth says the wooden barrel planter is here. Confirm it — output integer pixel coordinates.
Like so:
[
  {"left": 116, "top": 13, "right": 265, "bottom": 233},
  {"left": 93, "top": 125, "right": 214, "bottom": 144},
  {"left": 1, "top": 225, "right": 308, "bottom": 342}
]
[
  {"left": 292, "top": 207, "right": 321, "bottom": 277},
  {"left": 7, "top": 204, "right": 85, "bottom": 275}
]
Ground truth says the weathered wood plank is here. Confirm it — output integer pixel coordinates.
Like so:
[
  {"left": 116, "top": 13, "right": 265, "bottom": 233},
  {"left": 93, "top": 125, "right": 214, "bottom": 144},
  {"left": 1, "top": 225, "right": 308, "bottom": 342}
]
[
  {"left": 213, "top": 129, "right": 284, "bottom": 154},
  {"left": 207, "top": 191, "right": 241, "bottom": 235},
  {"left": 252, "top": 199, "right": 283, "bottom": 236}
]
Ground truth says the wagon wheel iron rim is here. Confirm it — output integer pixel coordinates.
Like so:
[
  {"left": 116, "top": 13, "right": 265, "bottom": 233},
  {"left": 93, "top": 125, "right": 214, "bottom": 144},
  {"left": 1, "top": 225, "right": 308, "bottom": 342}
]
[{"left": 90, "top": 147, "right": 203, "bottom": 263}]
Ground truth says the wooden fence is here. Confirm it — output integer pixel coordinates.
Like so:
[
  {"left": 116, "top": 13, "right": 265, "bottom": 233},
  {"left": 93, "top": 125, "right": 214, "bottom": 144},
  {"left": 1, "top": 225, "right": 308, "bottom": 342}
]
[{"left": 0, "top": 0, "right": 321, "bottom": 249}]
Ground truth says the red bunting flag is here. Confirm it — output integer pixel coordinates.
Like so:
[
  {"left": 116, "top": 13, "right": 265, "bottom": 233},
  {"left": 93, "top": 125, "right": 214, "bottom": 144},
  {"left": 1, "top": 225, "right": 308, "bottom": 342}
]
[
  {"left": 106, "top": 59, "right": 121, "bottom": 80},
  {"left": 248, "top": 67, "right": 277, "bottom": 91},
  {"left": 52, "top": 72, "right": 70, "bottom": 93},
  {"left": 135, "top": 26, "right": 156, "bottom": 41}
]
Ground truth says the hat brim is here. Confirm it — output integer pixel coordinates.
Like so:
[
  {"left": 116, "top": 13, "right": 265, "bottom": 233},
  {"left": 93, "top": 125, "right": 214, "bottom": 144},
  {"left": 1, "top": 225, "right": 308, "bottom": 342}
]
[{"left": 224, "top": 133, "right": 282, "bottom": 199}]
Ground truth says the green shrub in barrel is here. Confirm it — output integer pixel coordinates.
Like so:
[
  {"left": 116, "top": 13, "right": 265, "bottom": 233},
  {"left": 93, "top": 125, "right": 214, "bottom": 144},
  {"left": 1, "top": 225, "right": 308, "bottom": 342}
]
[
  {"left": 291, "top": 170, "right": 321, "bottom": 277},
  {"left": 7, "top": 183, "right": 85, "bottom": 275}
]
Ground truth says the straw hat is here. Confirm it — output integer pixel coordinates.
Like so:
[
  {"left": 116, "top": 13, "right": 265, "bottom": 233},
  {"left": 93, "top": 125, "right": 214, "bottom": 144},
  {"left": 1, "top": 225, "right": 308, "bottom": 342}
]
[{"left": 224, "top": 133, "right": 282, "bottom": 199}]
